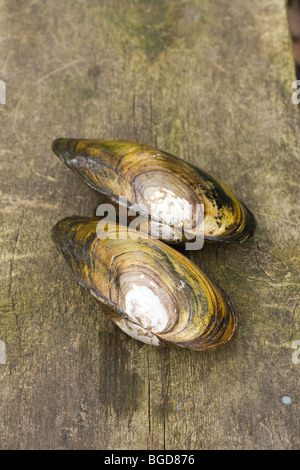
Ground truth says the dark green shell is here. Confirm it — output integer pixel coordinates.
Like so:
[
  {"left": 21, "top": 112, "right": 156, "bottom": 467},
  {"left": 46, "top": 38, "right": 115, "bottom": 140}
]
[
  {"left": 52, "top": 217, "right": 238, "bottom": 350},
  {"left": 52, "top": 139, "right": 255, "bottom": 244}
]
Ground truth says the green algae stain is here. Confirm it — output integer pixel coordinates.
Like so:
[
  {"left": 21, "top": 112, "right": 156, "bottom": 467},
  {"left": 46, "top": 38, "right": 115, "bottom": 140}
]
[
  {"left": 166, "top": 118, "right": 185, "bottom": 155},
  {"left": 129, "top": 0, "right": 206, "bottom": 60},
  {"left": 92, "top": 0, "right": 207, "bottom": 62}
]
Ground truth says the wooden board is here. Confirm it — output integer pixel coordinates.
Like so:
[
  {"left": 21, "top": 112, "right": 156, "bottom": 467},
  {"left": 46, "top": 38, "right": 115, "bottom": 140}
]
[{"left": 0, "top": 0, "right": 299, "bottom": 450}]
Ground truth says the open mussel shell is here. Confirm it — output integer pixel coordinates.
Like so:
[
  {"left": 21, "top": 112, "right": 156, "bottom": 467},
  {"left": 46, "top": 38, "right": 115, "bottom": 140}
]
[
  {"left": 51, "top": 217, "right": 237, "bottom": 350},
  {"left": 52, "top": 139, "right": 255, "bottom": 244}
]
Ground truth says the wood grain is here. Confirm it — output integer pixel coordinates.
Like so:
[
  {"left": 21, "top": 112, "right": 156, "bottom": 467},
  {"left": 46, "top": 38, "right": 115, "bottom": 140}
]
[{"left": 0, "top": 0, "right": 299, "bottom": 449}]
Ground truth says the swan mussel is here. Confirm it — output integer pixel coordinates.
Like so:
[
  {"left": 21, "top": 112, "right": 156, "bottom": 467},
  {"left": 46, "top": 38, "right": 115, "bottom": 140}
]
[
  {"left": 51, "top": 217, "right": 237, "bottom": 350},
  {"left": 52, "top": 139, "right": 255, "bottom": 245}
]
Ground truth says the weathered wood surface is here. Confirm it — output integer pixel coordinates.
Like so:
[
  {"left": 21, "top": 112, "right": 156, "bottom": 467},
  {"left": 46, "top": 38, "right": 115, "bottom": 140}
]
[{"left": 0, "top": 0, "right": 299, "bottom": 450}]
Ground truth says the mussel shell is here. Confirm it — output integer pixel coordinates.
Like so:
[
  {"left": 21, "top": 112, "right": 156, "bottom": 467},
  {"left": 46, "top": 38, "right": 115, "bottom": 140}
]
[
  {"left": 51, "top": 217, "right": 237, "bottom": 350},
  {"left": 52, "top": 139, "right": 255, "bottom": 244}
]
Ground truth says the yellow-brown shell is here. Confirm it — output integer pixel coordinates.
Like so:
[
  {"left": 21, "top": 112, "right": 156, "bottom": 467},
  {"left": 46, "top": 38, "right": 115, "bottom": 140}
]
[
  {"left": 52, "top": 139, "right": 255, "bottom": 244},
  {"left": 51, "top": 217, "right": 237, "bottom": 350}
]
